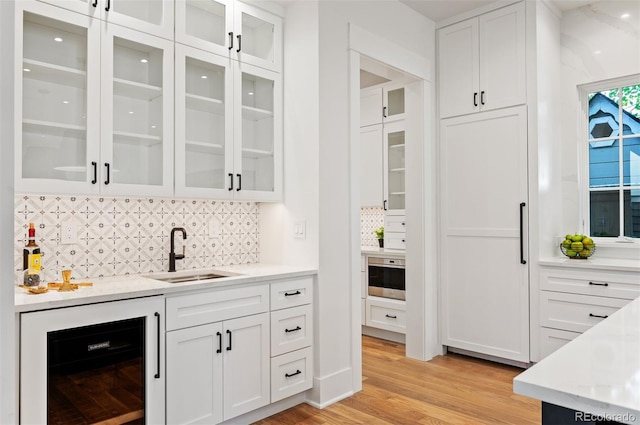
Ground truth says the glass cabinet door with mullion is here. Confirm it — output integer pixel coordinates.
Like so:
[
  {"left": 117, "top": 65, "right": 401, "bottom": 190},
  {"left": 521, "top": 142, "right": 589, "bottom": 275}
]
[
  {"left": 175, "top": 44, "right": 234, "bottom": 198},
  {"left": 383, "top": 121, "right": 406, "bottom": 214},
  {"left": 16, "top": 2, "right": 101, "bottom": 195},
  {"left": 234, "top": 62, "right": 281, "bottom": 201},
  {"left": 100, "top": 23, "right": 174, "bottom": 197}
]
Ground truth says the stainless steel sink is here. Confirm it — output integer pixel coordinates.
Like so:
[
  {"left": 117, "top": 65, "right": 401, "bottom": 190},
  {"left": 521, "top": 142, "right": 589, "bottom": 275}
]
[{"left": 144, "top": 271, "right": 239, "bottom": 284}]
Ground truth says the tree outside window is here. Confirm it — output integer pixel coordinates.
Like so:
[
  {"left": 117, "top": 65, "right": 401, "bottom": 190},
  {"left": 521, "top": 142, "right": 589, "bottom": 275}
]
[{"left": 587, "top": 83, "right": 640, "bottom": 238}]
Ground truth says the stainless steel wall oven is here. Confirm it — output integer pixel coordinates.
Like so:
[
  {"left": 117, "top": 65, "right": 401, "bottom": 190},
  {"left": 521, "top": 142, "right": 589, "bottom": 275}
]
[{"left": 367, "top": 256, "right": 405, "bottom": 300}]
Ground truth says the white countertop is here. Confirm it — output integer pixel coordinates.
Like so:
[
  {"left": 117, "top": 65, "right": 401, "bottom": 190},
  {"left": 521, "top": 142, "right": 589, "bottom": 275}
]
[
  {"left": 540, "top": 256, "right": 640, "bottom": 273},
  {"left": 514, "top": 296, "right": 640, "bottom": 424},
  {"left": 361, "top": 245, "right": 405, "bottom": 257},
  {"left": 15, "top": 263, "right": 317, "bottom": 313}
]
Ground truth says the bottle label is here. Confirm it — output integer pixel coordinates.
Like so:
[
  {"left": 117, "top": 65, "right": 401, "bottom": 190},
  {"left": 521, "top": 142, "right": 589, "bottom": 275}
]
[{"left": 27, "top": 253, "right": 41, "bottom": 274}]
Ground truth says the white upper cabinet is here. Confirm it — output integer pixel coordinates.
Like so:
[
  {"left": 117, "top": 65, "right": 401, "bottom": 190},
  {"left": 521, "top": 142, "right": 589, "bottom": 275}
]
[
  {"left": 438, "top": 2, "right": 525, "bottom": 118},
  {"left": 360, "top": 125, "right": 383, "bottom": 208},
  {"left": 36, "top": 0, "right": 174, "bottom": 39},
  {"left": 176, "top": 0, "right": 282, "bottom": 72},
  {"left": 360, "top": 84, "right": 406, "bottom": 127},
  {"left": 383, "top": 120, "right": 405, "bottom": 215},
  {"left": 16, "top": 1, "right": 174, "bottom": 196}
]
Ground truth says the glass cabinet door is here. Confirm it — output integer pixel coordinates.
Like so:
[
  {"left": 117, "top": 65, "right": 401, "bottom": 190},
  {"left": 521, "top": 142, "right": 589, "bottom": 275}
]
[
  {"left": 384, "top": 121, "right": 406, "bottom": 213},
  {"left": 101, "top": 24, "right": 174, "bottom": 196},
  {"left": 35, "top": 0, "right": 100, "bottom": 17},
  {"left": 383, "top": 85, "right": 405, "bottom": 122},
  {"left": 235, "top": 63, "right": 281, "bottom": 200},
  {"left": 175, "top": 0, "right": 232, "bottom": 57},
  {"left": 175, "top": 44, "right": 233, "bottom": 198},
  {"left": 234, "top": 2, "right": 282, "bottom": 72},
  {"left": 17, "top": 2, "right": 100, "bottom": 194},
  {"left": 104, "top": 0, "right": 174, "bottom": 40}
]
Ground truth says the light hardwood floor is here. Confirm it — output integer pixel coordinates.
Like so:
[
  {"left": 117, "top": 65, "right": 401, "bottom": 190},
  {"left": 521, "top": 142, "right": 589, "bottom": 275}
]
[{"left": 254, "top": 336, "right": 541, "bottom": 424}]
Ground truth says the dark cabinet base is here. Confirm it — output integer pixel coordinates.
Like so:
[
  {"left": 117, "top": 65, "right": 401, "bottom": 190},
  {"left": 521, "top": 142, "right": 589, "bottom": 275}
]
[{"left": 542, "top": 402, "right": 627, "bottom": 425}]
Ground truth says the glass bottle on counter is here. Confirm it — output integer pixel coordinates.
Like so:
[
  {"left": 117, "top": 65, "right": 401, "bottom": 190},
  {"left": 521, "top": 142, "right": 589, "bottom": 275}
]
[{"left": 23, "top": 222, "right": 41, "bottom": 287}]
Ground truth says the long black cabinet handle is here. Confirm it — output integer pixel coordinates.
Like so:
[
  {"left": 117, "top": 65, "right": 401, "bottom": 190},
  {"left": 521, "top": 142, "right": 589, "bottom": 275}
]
[
  {"left": 285, "top": 326, "right": 302, "bottom": 333},
  {"left": 228, "top": 32, "right": 233, "bottom": 50},
  {"left": 91, "top": 0, "right": 97, "bottom": 7},
  {"left": 473, "top": 92, "right": 478, "bottom": 107},
  {"left": 382, "top": 106, "right": 387, "bottom": 118},
  {"left": 589, "top": 281, "right": 609, "bottom": 287},
  {"left": 226, "top": 329, "right": 232, "bottom": 351},
  {"left": 154, "top": 312, "right": 161, "bottom": 379},
  {"left": 228, "top": 173, "right": 233, "bottom": 191},
  {"left": 480, "top": 91, "right": 485, "bottom": 105},
  {"left": 105, "top": 0, "right": 110, "bottom": 11},
  {"left": 236, "top": 174, "right": 241, "bottom": 191},
  {"left": 383, "top": 200, "right": 388, "bottom": 211},
  {"left": 91, "top": 161, "right": 97, "bottom": 184},
  {"left": 385, "top": 314, "right": 397, "bottom": 319},
  {"left": 589, "top": 313, "right": 608, "bottom": 319},
  {"left": 285, "top": 369, "right": 302, "bottom": 378},
  {"left": 236, "top": 34, "right": 242, "bottom": 53},
  {"left": 520, "top": 202, "right": 526, "bottom": 264},
  {"left": 104, "top": 163, "right": 110, "bottom": 185},
  {"left": 284, "top": 290, "right": 301, "bottom": 297},
  {"left": 216, "top": 331, "right": 222, "bottom": 354}
]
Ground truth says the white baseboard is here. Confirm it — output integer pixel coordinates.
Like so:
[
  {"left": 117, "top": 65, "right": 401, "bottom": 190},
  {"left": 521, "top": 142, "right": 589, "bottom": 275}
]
[
  {"left": 220, "top": 393, "right": 306, "bottom": 424},
  {"left": 362, "top": 326, "right": 406, "bottom": 344},
  {"left": 305, "top": 366, "right": 355, "bottom": 409}
]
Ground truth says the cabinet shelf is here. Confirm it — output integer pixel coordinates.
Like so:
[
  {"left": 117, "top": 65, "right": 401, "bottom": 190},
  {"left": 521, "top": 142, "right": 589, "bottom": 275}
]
[
  {"left": 23, "top": 119, "right": 86, "bottom": 137},
  {"left": 389, "top": 167, "right": 405, "bottom": 173},
  {"left": 242, "top": 105, "right": 273, "bottom": 121},
  {"left": 113, "top": 130, "right": 162, "bottom": 146},
  {"left": 113, "top": 78, "right": 162, "bottom": 101},
  {"left": 23, "top": 58, "right": 86, "bottom": 88},
  {"left": 242, "top": 147, "right": 273, "bottom": 158},
  {"left": 390, "top": 191, "right": 405, "bottom": 196},
  {"left": 186, "top": 93, "right": 224, "bottom": 115},
  {"left": 389, "top": 144, "right": 405, "bottom": 150},
  {"left": 185, "top": 140, "right": 224, "bottom": 154}
]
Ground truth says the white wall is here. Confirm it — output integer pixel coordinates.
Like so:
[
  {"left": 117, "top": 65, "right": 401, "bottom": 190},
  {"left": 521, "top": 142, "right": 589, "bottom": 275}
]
[
  {"left": 0, "top": 0, "right": 16, "bottom": 422},
  {"left": 559, "top": 1, "right": 640, "bottom": 232}
]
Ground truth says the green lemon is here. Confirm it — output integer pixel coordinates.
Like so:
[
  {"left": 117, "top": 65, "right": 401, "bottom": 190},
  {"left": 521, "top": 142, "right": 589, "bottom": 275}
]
[
  {"left": 570, "top": 241, "right": 583, "bottom": 251},
  {"left": 566, "top": 249, "right": 577, "bottom": 257},
  {"left": 561, "top": 239, "right": 572, "bottom": 249},
  {"left": 571, "top": 234, "right": 584, "bottom": 242}
]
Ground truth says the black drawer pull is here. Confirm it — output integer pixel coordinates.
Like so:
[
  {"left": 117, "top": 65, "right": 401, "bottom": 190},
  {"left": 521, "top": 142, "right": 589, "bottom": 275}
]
[
  {"left": 226, "top": 329, "right": 232, "bottom": 351},
  {"left": 589, "top": 313, "right": 608, "bottom": 319},
  {"left": 285, "top": 369, "right": 302, "bottom": 378},
  {"left": 589, "top": 281, "right": 609, "bottom": 287},
  {"left": 284, "top": 290, "right": 301, "bottom": 297},
  {"left": 216, "top": 331, "right": 222, "bottom": 354},
  {"left": 385, "top": 314, "right": 397, "bottom": 319},
  {"left": 285, "top": 326, "right": 302, "bottom": 333}
]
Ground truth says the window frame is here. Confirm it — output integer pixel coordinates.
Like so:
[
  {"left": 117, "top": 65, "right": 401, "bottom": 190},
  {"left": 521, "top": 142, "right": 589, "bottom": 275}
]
[{"left": 578, "top": 73, "right": 640, "bottom": 239}]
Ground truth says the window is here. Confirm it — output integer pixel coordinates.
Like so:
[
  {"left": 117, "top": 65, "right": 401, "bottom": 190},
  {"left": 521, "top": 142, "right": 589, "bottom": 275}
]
[{"left": 585, "top": 77, "right": 640, "bottom": 238}]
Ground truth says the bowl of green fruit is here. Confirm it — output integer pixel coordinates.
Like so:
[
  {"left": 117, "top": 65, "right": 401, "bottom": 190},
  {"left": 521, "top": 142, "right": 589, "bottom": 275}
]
[{"left": 560, "top": 234, "right": 596, "bottom": 259}]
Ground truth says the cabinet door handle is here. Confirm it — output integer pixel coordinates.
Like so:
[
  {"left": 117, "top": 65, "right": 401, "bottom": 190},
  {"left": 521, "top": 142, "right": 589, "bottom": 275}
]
[
  {"left": 105, "top": 0, "right": 110, "bottom": 11},
  {"left": 383, "top": 200, "right": 388, "bottom": 211},
  {"left": 284, "top": 290, "right": 301, "bottom": 297},
  {"left": 228, "top": 173, "right": 234, "bottom": 191},
  {"left": 91, "top": 161, "right": 97, "bottom": 184},
  {"left": 154, "top": 312, "right": 161, "bottom": 379},
  {"left": 285, "top": 369, "right": 302, "bottom": 378},
  {"left": 236, "top": 34, "right": 242, "bottom": 53},
  {"left": 520, "top": 202, "right": 526, "bottom": 264},
  {"left": 480, "top": 91, "right": 485, "bottom": 105},
  {"left": 236, "top": 173, "right": 241, "bottom": 191},
  {"left": 216, "top": 331, "right": 222, "bottom": 354},
  {"left": 473, "top": 92, "right": 478, "bottom": 107},
  {"left": 382, "top": 106, "right": 387, "bottom": 118},
  {"left": 91, "top": 0, "right": 97, "bottom": 7},
  {"left": 285, "top": 326, "right": 302, "bottom": 333},
  {"left": 589, "top": 313, "right": 608, "bottom": 319},
  {"left": 589, "top": 281, "right": 609, "bottom": 287},
  {"left": 385, "top": 314, "right": 397, "bottom": 319},
  {"left": 104, "top": 162, "right": 110, "bottom": 185},
  {"left": 228, "top": 32, "right": 233, "bottom": 50},
  {"left": 226, "top": 329, "right": 232, "bottom": 351}
]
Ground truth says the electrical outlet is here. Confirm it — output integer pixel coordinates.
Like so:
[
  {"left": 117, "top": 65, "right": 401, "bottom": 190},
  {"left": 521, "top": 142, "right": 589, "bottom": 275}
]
[{"left": 61, "top": 222, "right": 77, "bottom": 245}]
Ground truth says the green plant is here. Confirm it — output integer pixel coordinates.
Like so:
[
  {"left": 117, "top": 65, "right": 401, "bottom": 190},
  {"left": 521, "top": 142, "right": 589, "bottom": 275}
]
[{"left": 373, "top": 226, "right": 384, "bottom": 239}]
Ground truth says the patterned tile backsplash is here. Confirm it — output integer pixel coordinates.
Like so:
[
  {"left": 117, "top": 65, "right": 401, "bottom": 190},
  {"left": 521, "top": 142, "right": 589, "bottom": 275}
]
[
  {"left": 15, "top": 195, "right": 259, "bottom": 281},
  {"left": 361, "top": 207, "right": 384, "bottom": 247}
]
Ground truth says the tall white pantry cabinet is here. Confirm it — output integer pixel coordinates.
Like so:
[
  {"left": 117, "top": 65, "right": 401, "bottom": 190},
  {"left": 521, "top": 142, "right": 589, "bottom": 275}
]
[{"left": 438, "top": 1, "right": 530, "bottom": 363}]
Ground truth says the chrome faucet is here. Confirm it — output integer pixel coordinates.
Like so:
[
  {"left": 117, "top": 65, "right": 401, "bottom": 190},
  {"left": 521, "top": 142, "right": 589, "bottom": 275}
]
[{"left": 169, "top": 227, "right": 187, "bottom": 272}]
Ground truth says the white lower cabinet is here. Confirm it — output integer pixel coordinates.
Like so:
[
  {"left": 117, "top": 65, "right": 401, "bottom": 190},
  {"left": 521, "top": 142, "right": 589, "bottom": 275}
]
[
  {"left": 537, "top": 266, "right": 639, "bottom": 360},
  {"left": 271, "top": 347, "right": 313, "bottom": 402},
  {"left": 365, "top": 297, "right": 406, "bottom": 334}
]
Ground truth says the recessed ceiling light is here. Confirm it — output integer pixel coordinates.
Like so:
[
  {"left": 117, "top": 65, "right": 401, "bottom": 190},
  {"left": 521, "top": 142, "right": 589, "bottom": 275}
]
[
  {"left": 248, "top": 91, "right": 254, "bottom": 96},
  {"left": 141, "top": 58, "right": 148, "bottom": 63},
  {"left": 54, "top": 37, "right": 63, "bottom": 42},
  {"left": 593, "top": 50, "right": 601, "bottom": 55},
  {"left": 23, "top": 68, "right": 30, "bottom": 72},
  {"left": 201, "top": 75, "right": 208, "bottom": 79},
  {"left": 621, "top": 13, "right": 630, "bottom": 19},
  {"left": 129, "top": 111, "right": 134, "bottom": 114},
  {"left": 63, "top": 100, "right": 69, "bottom": 104},
  {"left": 151, "top": 125, "right": 157, "bottom": 129}
]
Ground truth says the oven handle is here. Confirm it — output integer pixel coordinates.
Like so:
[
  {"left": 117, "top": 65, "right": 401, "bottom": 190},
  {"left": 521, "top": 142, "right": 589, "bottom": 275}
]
[
  {"left": 369, "top": 265, "right": 405, "bottom": 270},
  {"left": 154, "top": 312, "right": 160, "bottom": 379}
]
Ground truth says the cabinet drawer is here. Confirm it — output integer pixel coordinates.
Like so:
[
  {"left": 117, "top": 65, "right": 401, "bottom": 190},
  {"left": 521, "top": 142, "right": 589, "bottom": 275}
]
[
  {"left": 539, "top": 327, "right": 580, "bottom": 360},
  {"left": 366, "top": 298, "right": 406, "bottom": 333},
  {"left": 540, "top": 291, "right": 630, "bottom": 333},
  {"left": 540, "top": 268, "right": 640, "bottom": 300},
  {"left": 385, "top": 233, "right": 406, "bottom": 250},
  {"left": 271, "top": 304, "right": 312, "bottom": 356},
  {"left": 271, "top": 277, "right": 313, "bottom": 311},
  {"left": 166, "top": 285, "right": 269, "bottom": 331},
  {"left": 270, "top": 347, "right": 313, "bottom": 402},
  {"left": 384, "top": 215, "right": 406, "bottom": 233}
]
